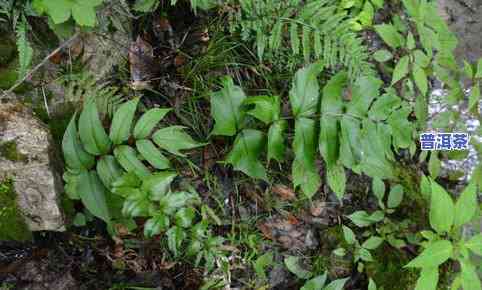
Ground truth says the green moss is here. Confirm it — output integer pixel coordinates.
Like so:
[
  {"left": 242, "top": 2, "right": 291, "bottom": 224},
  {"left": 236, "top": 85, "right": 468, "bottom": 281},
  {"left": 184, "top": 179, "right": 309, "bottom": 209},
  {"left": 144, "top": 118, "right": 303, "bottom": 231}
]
[
  {"left": 0, "top": 140, "right": 27, "bottom": 162},
  {"left": 0, "top": 178, "right": 32, "bottom": 241},
  {"left": 365, "top": 245, "right": 418, "bottom": 289}
]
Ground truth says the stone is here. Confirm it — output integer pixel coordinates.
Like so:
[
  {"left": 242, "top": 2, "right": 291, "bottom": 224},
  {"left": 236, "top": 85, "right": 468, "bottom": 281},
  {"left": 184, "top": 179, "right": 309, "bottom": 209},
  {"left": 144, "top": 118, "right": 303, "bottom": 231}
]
[{"left": 0, "top": 99, "right": 65, "bottom": 234}]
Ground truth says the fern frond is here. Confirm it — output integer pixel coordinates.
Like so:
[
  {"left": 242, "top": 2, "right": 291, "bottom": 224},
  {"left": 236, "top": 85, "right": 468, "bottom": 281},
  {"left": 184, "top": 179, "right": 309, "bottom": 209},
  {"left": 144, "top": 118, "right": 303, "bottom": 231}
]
[
  {"left": 230, "top": 0, "right": 373, "bottom": 79},
  {"left": 15, "top": 16, "right": 33, "bottom": 79}
]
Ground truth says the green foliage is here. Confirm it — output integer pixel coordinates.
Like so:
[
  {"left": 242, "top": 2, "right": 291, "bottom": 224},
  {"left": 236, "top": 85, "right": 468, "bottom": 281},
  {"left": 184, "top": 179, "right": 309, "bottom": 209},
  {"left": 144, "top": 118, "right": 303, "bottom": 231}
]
[
  {"left": 228, "top": 0, "right": 372, "bottom": 78},
  {"left": 15, "top": 16, "right": 32, "bottom": 79},
  {"left": 33, "top": 0, "right": 104, "bottom": 27}
]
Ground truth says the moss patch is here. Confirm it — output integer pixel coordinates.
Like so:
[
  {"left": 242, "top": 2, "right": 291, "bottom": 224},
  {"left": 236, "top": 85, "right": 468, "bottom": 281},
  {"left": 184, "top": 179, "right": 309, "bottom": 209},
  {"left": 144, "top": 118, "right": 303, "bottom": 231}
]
[
  {"left": 0, "top": 140, "right": 27, "bottom": 162},
  {"left": 0, "top": 178, "right": 32, "bottom": 241}
]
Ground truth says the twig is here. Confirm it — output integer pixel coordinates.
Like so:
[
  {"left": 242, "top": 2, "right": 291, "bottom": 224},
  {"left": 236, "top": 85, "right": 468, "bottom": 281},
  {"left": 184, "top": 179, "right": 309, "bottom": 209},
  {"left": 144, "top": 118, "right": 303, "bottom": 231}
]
[{"left": 1, "top": 32, "right": 80, "bottom": 98}]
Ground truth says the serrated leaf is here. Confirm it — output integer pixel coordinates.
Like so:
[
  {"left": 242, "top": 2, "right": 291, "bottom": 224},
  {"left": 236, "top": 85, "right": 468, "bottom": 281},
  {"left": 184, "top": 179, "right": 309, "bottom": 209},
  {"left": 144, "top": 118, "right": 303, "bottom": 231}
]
[
  {"left": 374, "top": 24, "right": 403, "bottom": 49},
  {"left": 327, "top": 165, "right": 346, "bottom": 201},
  {"left": 77, "top": 170, "right": 111, "bottom": 223},
  {"left": 347, "top": 76, "right": 383, "bottom": 117},
  {"left": 226, "top": 129, "right": 267, "bottom": 180},
  {"left": 454, "top": 183, "right": 477, "bottom": 228},
  {"left": 109, "top": 98, "right": 139, "bottom": 144},
  {"left": 256, "top": 27, "right": 266, "bottom": 60},
  {"left": 267, "top": 120, "right": 287, "bottom": 162},
  {"left": 292, "top": 118, "right": 320, "bottom": 198},
  {"left": 460, "top": 260, "right": 482, "bottom": 290},
  {"left": 289, "top": 63, "right": 323, "bottom": 117},
  {"left": 284, "top": 256, "right": 312, "bottom": 279},
  {"left": 269, "top": 20, "right": 283, "bottom": 50},
  {"left": 387, "top": 184, "right": 404, "bottom": 208},
  {"left": 152, "top": 126, "right": 204, "bottom": 156},
  {"left": 113, "top": 145, "right": 150, "bottom": 178},
  {"left": 414, "top": 267, "right": 439, "bottom": 290},
  {"left": 142, "top": 171, "right": 177, "bottom": 200},
  {"left": 96, "top": 155, "right": 123, "bottom": 189},
  {"left": 413, "top": 65, "right": 428, "bottom": 95},
  {"left": 373, "top": 49, "right": 393, "bottom": 62},
  {"left": 429, "top": 180, "right": 454, "bottom": 234},
  {"left": 391, "top": 55, "right": 409, "bottom": 85},
  {"left": 388, "top": 106, "right": 412, "bottom": 149},
  {"left": 414, "top": 50, "right": 430, "bottom": 68},
  {"left": 133, "top": 108, "right": 171, "bottom": 139},
  {"left": 320, "top": 71, "right": 347, "bottom": 169},
  {"left": 210, "top": 76, "right": 246, "bottom": 136},
  {"left": 362, "top": 236, "right": 383, "bottom": 250},
  {"left": 15, "top": 17, "right": 33, "bottom": 79},
  {"left": 62, "top": 113, "right": 95, "bottom": 170},
  {"left": 302, "top": 26, "right": 311, "bottom": 63},
  {"left": 301, "top": 273, "right": 327, "bottom": 290},
  {"left": 405, "top": 240, "right": 452, "bottom": 268},
  {"left": 244, "top": 95, "right": 280, "bottom": 125},
  {"left": 79, "top": 101, "right": 111, "bottom": 155},
  {"left": 342, "top": 225, "right": 356, "bottom": 245},
  {"left": 136, "top": 139, "right": 171, "bottom": 169},
  {"left": 465, "top": 234, "right": 482, "bottom": 256}
]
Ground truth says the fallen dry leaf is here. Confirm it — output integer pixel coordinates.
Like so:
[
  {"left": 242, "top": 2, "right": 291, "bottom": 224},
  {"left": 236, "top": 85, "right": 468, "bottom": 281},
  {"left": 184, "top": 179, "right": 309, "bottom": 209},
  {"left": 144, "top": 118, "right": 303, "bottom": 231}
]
[{"left": 272, "top": 184, "right": 296, "bottom": 201}]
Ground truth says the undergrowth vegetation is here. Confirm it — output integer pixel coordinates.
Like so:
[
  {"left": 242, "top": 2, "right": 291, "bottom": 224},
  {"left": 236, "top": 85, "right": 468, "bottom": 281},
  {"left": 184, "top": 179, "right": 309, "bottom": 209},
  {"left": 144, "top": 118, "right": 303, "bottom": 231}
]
[{"left": 0, "top": 0, "right": 481, "bottom": 289}]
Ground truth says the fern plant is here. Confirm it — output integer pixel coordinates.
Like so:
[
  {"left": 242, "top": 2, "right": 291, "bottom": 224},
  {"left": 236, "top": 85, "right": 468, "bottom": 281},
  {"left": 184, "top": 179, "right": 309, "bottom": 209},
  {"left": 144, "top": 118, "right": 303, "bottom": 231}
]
[
  {"left": 15, "top": 15, "right": 33, "bottom": 79},
  {"left": 228, "top": 0, "right": 373, "bottom": 78}
]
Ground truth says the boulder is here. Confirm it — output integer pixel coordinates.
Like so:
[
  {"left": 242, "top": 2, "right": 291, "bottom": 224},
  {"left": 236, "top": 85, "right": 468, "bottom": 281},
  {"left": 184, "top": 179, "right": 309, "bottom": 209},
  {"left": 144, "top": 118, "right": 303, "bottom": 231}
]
[{"left": 0, "top": 99, "right": 65, "bottom": 236}]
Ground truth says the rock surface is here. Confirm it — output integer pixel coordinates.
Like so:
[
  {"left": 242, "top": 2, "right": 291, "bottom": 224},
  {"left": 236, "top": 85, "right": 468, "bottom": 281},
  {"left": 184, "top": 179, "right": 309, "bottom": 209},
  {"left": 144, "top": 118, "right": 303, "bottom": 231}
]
[{"left": 0, "top": 100, "right": 65, "bottom": 233}]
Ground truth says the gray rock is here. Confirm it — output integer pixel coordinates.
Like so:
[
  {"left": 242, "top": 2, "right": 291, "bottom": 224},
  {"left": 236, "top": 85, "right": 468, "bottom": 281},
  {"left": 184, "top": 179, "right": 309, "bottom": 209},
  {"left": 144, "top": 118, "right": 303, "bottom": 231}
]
[{"left": 0, "top": 100, "right": 65, "bottom": 232}]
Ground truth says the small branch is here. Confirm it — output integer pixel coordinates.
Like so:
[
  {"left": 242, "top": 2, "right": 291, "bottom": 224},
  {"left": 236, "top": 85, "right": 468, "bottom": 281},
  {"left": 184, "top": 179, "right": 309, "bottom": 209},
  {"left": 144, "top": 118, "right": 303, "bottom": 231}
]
[{"left": 1, "top": 32, "right": 80, "bottom": 98}]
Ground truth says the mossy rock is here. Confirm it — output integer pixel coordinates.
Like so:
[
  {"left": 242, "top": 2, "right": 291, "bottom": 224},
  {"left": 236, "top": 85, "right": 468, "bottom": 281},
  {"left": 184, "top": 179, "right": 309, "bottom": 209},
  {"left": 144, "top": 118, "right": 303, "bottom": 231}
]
[
  {"left": 0, "top": 178, "right": 32, "bottom": 241},
  {"left": 0, "top": 140, "right": 27, "bottom": 162}
]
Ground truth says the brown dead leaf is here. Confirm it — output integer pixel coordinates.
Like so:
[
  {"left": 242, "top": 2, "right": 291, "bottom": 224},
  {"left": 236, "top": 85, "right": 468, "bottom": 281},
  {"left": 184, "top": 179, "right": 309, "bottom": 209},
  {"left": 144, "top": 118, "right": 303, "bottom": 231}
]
[
  {"left": 272, "top": 184, "right": 296, "bottom": 201},
  {"left": 174, "top": 54, "right": 186, "bottom": 67}
]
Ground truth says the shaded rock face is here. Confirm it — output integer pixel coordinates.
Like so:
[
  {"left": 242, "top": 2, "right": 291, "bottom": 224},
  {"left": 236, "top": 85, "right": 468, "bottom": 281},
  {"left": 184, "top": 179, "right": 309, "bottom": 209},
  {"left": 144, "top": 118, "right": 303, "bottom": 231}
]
[
  {"left": 0, "top": 100, "right": 65, "bottom": 233},
  {"left": 438, "top": 0, "right": 482, "bottom": 63}
]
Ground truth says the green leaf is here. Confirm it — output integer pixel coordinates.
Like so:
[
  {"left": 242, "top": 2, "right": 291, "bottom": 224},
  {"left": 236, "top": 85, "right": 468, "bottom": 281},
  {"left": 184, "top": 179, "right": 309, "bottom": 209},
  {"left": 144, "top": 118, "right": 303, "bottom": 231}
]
[
  {"left": 152, "top": 126, "right": 204, "bottom": 156},
  {"left": 73, "top": 212, "right": 86, "bottom": 226},
  {"left": 15, "top": 17, "right": 33, "bottom": 79},
  {"left": 359, "top": 247, "right": 373, "bottom": 262},
  {"left": 302, "top": 26, "right": 311, "bottom": 63},
  {"left": 226, "top": 129, "right": 267, "bottom": 180},
  {"left": 267, "top": 120, "right": 287, "bottom": 162},
  {"left": 136, "top": 139, "right": 171, "bottom": 169},
  {"left": 320, "top": 71, "right": 347, "bottom": 169},
  {"left": 414, "top": 267, "right": 439, "bottom": 290},
  {"left": 175, "top": 207, "right": 196, "bottom": 228},
  {"left": 469, "top": 83, "right": 480, "bottom": 111},
  {"left": 368, "top": 92, "right": 401, "bottom": 121},
  {"left": 391, "top": 55, "right": 409, "bottom": 85},
  {"left": 342, "top": 225, "right": 356, "bottom": 245},
  {"left": 327, "top": 165, "right": 346, "bottom": 201},
  {"left": 429, "top": 180, "right": 454, "bottom": 234},
  {"left": 387, "top": 184, "right": 404, "bottom": 208},
  {"left": 362, "top": 236, "right": 383, "bottom": 250},
  {"left": 368, "top": 278, "right": 377, "bottom": 290},
  {"left": 210, "top": 76, "right": 246, "bottom": 136},
  {"left": 77, "top": 170, "right": 111, "bottom": 223},
  {"left": 476, "top": 58, "right": 482, "bottom": 78},
  {"left": 373, "top": 49, "right": 393, "bottom": 62},
  {"left": 290, "top": 22, "right": 300, "bottom": 55},
  {"left": 347, "top": 210, "right": 384, "bottom": 227},
  {"left": 289, "top": 63, "right": 323, "bottom": 117},
  {"left": 454, "top": 183, "right": 477, "bottom": 228},
  {"left": 122, "top": 189, "right": 151, "bottom": 217},
  {"left": 372, "top": 178, "right": 385, "bottom": 202},
  {"left": 62, "top": 113, "right": 95, "bottom": 170},
  {"left": 144, "top": 214, "right": 169, "bottom": 237},
  {"left": 465, "top": 234, "right": 482, "bottom": 256},
  {"left": 79, "top": 101, "right": 111, "bottom": 155},
  {"left": 406, "top": 32, "right": 415, "bottom": 50},
  {"left": 133, "top": 108, "right": 171, "bottom": 139},
  {"left": 428, "top": 153, "right": 441, "bottom": 179},
  {"left": 284, "top": 256, "right": 312, "bottom": 279},
  {"left": 167, "top": 226, "right": 186, "bottom": 257},
  {"left": 113, "top": 145, "right": 150, "bottom": 178},
  {"left": 414, "top": 50, "right": 431, "bottom": 68},
  {"left": 405, "top": 240, "right": 453, "bottom": 268},
  {"left": 142, "top": 171, "right": 177, "bottom": 200},
  {"left": 160, "top": 192, "right": 194, "bottom": 214},
  {"left": 109, "top": 98, "right": 139, "bottom": 145},
  {"left": 71, "top": 2, "right": 96, "bottom": 26},
  {"left": 301, "top": 273, "right": 327, "bottom": 290},
  {"left": 374, "top": 24, "right": 403, "bottom": 49},
  {"left": 133, "top": 0, "right": 159, "bottom": 12},
  {"left": 388, "top": 106, "right": 412, "bottom": 149},
  {"left": 292, "top": 118, "right": 320, "bottom": 198},
  {"left": 43, "top": 0, "right": 71, "bottom": 24},
  {"left": 347, "top": 76, "right": 383, "bottom": 117},
  {"left": 413, "top": 65, "right": 428, "bottom": 95},
  {"left": 96, "top": 155, "right": 123, "bottom": 189},
  {"left": 244, "top": 95, "right": 280, "bottom": 125},
  {"left": 460, "top": 260, "right": 482, "bottom": 290},
  {"left": 324, "top": 278, "right": 349, "bottom": 290},
  {"left": 254, "top": 252, "right": 273, "bottom": 281}
]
